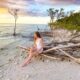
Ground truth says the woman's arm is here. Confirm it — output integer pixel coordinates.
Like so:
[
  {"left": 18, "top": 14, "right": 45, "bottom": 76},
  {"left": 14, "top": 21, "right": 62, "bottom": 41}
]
[{"left": 33, "top": 40, "right": 36, "bottom": 48}]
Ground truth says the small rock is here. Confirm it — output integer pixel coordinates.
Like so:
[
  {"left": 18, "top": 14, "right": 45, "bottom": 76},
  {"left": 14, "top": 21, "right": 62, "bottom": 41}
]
[
  {"left": 46, "top": 59, "right": 50, "bottom": 63},
  {"left": 26, "top": 74, "right": 30, "bottom": 79},
  {"left": 8, "top": 59, "right": 12, "bottom": 62},
  {"left": 0, "top": 48, "right": 4, "bottom": 50}
]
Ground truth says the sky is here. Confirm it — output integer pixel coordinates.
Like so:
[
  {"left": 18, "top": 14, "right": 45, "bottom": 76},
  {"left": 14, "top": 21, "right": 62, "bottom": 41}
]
[{"left": 0, "top": 0, "right": 80, "bottom": 24}]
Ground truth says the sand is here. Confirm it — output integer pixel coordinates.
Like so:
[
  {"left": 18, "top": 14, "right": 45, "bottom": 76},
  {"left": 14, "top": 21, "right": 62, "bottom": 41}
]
[
  {"left": 0, "top": 37, "right": 80, "bottom": 80},
  {"left": 0, "top": 25, "right": 80, "bottom": 80}
]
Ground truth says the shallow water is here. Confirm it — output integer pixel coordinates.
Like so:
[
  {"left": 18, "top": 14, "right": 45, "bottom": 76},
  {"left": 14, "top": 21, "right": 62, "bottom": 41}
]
[
  {"left": 0, "top": 24, "right": 50, "bottom": 37},
  {"left": 0, "top": 24, "right": 51, "bottom": 48}
]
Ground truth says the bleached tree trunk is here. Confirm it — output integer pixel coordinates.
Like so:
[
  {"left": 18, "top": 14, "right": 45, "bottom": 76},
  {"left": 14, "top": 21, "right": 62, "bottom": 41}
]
[
  {"left": 8, "top": 8, "right": 19, "bottom": 36},
  {"left": 13, "top": 16, "right": 17, "bottom": 36}
]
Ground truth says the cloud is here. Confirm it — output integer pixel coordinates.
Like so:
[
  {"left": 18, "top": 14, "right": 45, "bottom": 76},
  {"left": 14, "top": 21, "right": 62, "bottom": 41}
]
[
  {"left": 0, "top": 0, "right": 80, "bottom": 17},
  {"left": 0, "top": 0, "right": 31, "bottom": 9},
  {"left": 35, "top": 0, "right": 75, "bottom": 5},
  {"left": 1, "top": 0, "right": 79, "bottom": 9},
  {"left": 35, "top": 0, "right": 80, "bottom": 5},
  {"left": 0, "top": 0, "right": 48, "bottom": 16},
  {"left": 74, "top": 0, "right": 80, "bottom": 4}
]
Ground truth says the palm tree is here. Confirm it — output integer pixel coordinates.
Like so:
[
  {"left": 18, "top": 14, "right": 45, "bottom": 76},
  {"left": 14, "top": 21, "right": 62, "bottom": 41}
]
[{"left": 8, "top": 8, "right": 19, "bottom": 36}]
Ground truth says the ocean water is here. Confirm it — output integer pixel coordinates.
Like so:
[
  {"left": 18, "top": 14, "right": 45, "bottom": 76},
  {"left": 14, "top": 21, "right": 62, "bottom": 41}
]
[
  {"left": 0, "top": 24, "right": 50, "bottom": 37},
  {"left": 0, "top": 24, "right": 51, "bottom": 48}
]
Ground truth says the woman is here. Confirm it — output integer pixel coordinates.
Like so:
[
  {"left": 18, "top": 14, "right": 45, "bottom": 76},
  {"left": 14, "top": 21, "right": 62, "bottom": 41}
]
[{"left": 21, "top": 32, "right": 44, "bottom": 67}]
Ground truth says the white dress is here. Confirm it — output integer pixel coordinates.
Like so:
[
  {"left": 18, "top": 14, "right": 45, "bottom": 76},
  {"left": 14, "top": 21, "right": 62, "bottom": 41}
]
[{"left": 36, "top": 38, "right": 43, "bottom": 53}]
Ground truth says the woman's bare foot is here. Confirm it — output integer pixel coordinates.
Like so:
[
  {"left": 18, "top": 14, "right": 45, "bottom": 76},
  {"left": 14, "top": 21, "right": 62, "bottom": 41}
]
[{"left": 21, "top": 61, "right": 31, "bottom": 67}]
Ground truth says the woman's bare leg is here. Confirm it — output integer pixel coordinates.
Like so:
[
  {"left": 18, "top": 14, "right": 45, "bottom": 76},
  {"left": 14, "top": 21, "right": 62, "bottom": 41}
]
[
  {"left": 21, "top": 47, "right": 35, "bottom": 67},
  {"left": 21, "top": 53, "right": 33, "bottom": 67}
]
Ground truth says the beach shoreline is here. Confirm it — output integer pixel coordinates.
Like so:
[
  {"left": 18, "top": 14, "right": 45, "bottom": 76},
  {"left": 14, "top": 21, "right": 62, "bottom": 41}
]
[{"left": 0, "top": 24, "right": 80, "bottom": 80}]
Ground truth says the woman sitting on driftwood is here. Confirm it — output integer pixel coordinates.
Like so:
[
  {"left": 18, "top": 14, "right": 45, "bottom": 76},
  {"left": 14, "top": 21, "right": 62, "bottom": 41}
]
[{"left": 21, "top": 31, "right": 44, "bottom": 67}]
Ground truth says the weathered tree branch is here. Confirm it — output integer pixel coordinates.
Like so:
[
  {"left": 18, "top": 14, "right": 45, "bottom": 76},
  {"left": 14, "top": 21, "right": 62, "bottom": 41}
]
[
  {"left": 58, "top": 49, "right": 80, "bottom": 64},
  {"left": 43, "top": 43, "right": 80, "bottom": 53}
]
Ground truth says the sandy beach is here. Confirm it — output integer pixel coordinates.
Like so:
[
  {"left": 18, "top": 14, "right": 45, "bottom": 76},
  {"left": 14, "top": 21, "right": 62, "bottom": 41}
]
[{"left": 0, "top": 24, "right": 80, "bottom": 80}]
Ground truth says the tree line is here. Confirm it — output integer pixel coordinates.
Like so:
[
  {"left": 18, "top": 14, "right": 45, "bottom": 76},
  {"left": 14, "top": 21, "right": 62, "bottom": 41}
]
[{"left": 48, "top": 8, "right": 80, "bottom": 31}]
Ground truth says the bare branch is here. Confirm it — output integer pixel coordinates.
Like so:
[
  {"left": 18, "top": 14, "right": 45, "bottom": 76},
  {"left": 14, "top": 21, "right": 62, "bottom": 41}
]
[
  {"left": 8, "top": 8, "right": 19, "bottom": 36},
  {"left": 8, "top": 8, "right": 14, "bottom": 16}
]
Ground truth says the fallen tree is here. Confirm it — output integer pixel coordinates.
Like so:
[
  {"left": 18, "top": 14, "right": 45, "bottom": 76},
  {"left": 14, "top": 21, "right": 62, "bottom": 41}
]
[
  {"left": 58, "top": 49, "right": 80, "bottom": 64},
  {"left": 18, "top": 43, "right": 80, "bottom": 64},
  {"left": 43, "top": 43, "right": 80, "bottom": 53}
]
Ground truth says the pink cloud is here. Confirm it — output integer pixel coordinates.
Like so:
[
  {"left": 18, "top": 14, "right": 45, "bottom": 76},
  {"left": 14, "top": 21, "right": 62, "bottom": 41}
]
[
  {"left": 0, "top": 0, "right": 28, "bottom": 9},
  {"left": 35, "top": 0, "right": 77, "bottom": 5}
]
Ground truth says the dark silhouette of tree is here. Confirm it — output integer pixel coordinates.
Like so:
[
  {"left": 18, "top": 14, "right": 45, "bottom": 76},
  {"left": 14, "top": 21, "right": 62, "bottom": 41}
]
[
  {"left": 8, "top": 8, "right": 19, "bottom": 36},
  {"left": 47, "top": 8, "right": 56, "bottom": 23},
  {"left": 55, "top": 9, "right": 59, "bottom": 20},
  {"left": 48, "top": 8, "right": 65, "bottom": 23},
  {"left": 58, "top": 8, "right": 65, "bottom": 19}
]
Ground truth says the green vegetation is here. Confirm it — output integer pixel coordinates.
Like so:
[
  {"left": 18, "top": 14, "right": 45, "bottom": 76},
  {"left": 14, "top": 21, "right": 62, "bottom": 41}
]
[
  {"left": 48, "top": 8, "right": 80, "bottom": 31},
  {"left": 49, "top": 12, "right": 80, "bottom": 31}
]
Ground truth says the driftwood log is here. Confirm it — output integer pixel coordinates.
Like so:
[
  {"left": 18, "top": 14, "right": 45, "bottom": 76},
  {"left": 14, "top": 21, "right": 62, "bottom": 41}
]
[
  {"left": 43, "top": 43, "right": 80, "bottom": 53},
  {"left": 58, "top": 49, "right": 80, "bottom": 64},
  {"left": 18, "top": 43, "right": 80, "bottom": 64}
]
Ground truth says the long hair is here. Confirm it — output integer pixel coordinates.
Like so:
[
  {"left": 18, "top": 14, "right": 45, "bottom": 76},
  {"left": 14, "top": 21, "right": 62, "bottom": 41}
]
[
  {"left": 35, "top": 31, "right": 41, "bottom": 38},
  {"left": 34, "top": 31, "right": 41, "bottom": 41}
]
